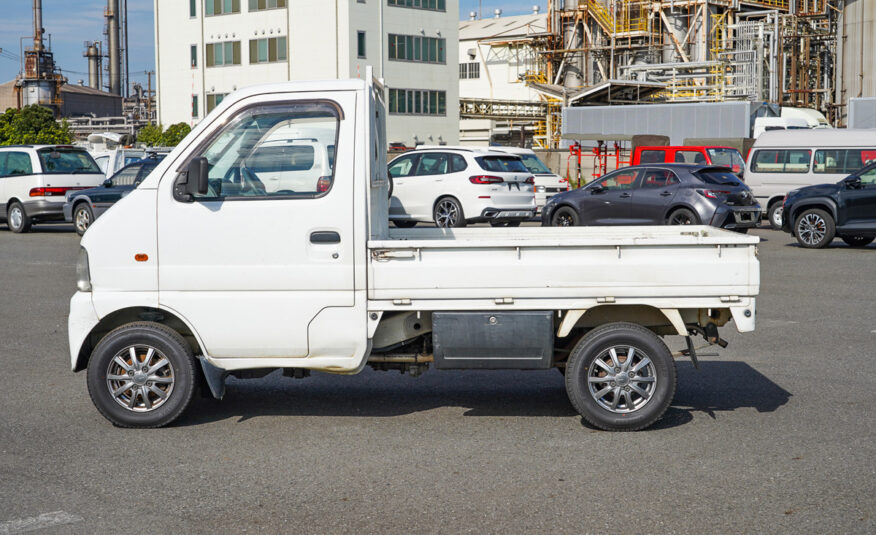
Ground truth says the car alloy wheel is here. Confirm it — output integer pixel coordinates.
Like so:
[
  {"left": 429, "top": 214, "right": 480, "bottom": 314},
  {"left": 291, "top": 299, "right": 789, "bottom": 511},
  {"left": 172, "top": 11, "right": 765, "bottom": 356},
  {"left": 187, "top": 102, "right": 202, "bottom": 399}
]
[
  {"left": 587, "top": 345, "right": 657, "bottom": 414},
  {"left": 74, "top": 206, "right": 91, "bottom": 234},
  {"left": 435, "top": 199, "right": 460, "bottom": 227},
  {"left": 105, "top": 345, "right": 175, "bottom": 412},
  {"left": 797, "top": 212, "right": 826, "bottom": 246}
]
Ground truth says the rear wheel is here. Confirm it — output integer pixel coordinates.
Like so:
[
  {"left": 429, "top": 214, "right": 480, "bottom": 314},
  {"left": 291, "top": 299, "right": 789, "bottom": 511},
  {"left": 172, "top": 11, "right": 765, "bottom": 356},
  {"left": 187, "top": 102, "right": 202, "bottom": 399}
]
[
  {"left": 7, "top": 202, "right": 32, "bottom": 233},
  {"left": 767, "top": 202, "right": 784, "bottom": 230},
  {"left": 73, "top": 203, "right": 94, "bottom": 236},
  {"left": 392, "top": 220, "right": 417, "bottom": 229},
  {"left": 433, "top": 197, "right": 466, "bottom": 228},
  {"left": 86, "top": 322, "right": 197, "bottom": 428},
  {"left": 794, "top": 208, "right": 835, "bottom": 249},
  {"left": 565, "top": 322, "right": 676, "bottom": 431},
  {"left": 667, "top": 208, "right": 698, "bottom": 226},
  {"left": 840, "top": 235, "right": 874, "bottom": 248},
  {"left": 551, "top": 206, "right": 579, "bottom": 227}
]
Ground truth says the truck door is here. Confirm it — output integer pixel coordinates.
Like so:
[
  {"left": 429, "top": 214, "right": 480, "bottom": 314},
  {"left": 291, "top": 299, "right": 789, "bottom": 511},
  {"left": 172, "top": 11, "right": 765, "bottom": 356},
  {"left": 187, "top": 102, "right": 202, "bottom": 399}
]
[{"left": 155, "top": 94, "right": 358, "bottom": 359}]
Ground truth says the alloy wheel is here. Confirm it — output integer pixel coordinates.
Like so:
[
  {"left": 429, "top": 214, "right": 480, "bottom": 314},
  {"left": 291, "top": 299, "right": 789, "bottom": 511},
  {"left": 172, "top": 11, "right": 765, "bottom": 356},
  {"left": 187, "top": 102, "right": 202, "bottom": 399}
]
[
  {"left": 586, "top": 345, "right": 657, "bottom": 414},
  {"left": 105, "top": 345, "right": 175, "bottom": 412},
  {"left": 75, "top": 208, "right": 91, "bottom": 233},
  {"left": 435, "top": 200, "right": 459, "bottom": 227},
  {"left": 797, "top": 213, "right": 826, "bottom": 246}
]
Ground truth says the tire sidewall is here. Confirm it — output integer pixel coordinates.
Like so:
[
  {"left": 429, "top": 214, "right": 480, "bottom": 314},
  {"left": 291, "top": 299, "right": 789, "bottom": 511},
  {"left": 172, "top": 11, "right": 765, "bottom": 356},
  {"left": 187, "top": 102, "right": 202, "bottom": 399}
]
[
  {"left": 566, "top": 324, "right": 676, "bottom": 431},
  {"left": 74, "top": 204, "right": 93, "bottom": 236},
  {"left": 86, "top": 324, "right": 195, "bottom": 428},
  {"left": 667, "top": 208, "right": 698, "bottom": 225},
  {"left": 434, "top": 197, "right": 465, "bottom": 228},
  {"left": 768, "top": 202, "right": 783, "bottom": 230},
  {"left": 552, "top": 206, "right": 579, "bottom": 226},
  {"left": 8, "top": 202, "right": 29, "bottom": 233}
]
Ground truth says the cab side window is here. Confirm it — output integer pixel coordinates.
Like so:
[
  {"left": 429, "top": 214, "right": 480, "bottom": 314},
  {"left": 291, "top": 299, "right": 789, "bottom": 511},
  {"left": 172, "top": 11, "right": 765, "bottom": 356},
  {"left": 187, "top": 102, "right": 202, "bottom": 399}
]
[
  {"left": 388, "top": 154, "right": 417, "bottom": 178},
  {"left": 190, "top": 102, "right": 340, "bottom": 200},
  {"left": 639, "top": 150, "right": 665, "bottom": 164}
]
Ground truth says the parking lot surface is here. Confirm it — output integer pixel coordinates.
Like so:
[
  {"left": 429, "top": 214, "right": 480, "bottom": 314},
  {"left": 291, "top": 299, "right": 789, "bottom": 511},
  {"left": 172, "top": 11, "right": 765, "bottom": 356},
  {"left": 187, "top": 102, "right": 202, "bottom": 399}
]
[{"left": 0, "top": 223, "right": 874, "bottom": 534}]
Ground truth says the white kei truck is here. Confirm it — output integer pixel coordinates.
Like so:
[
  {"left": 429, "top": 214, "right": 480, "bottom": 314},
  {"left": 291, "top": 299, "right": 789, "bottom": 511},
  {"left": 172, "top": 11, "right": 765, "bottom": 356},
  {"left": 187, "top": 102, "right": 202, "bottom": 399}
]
[{"left": 68, "top": 74, "right": 760, "bottom": 431}]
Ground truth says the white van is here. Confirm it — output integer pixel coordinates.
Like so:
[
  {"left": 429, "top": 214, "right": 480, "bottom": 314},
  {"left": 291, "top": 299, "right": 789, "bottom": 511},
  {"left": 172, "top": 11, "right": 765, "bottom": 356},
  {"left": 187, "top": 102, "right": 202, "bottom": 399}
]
[
  {"left": 743, "top": 129, "right": 876, "bottom": 228},
  {"left": 0, "top": 145, "right": 105, "bottom": 233}
]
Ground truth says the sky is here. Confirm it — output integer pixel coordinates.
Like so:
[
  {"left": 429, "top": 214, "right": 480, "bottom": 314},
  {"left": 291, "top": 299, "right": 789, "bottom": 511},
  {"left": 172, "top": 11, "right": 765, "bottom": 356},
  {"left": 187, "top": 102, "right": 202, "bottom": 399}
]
[{"left": 0, "top": 1, "right": 543, "bottom": 90}]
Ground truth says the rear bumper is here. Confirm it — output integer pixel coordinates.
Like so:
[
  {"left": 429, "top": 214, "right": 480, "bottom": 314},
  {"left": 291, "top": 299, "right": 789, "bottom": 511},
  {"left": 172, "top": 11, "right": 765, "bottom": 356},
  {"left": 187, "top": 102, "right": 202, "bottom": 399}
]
[
  {"left": 712, "top": 205, "right": 762, "bottom": 229},
  {"left": 474, "top": 207, "right": 537, "bottom": 223},
  {"left": 23, "top": 199, "right": 66, "bottom": 222}
]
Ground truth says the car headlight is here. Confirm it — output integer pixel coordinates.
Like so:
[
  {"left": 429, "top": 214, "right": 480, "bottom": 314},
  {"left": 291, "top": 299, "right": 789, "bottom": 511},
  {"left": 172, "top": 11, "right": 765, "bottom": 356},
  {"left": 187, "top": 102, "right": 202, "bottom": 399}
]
[{"left": 76, "top": 247, "right": 92, "bottom": 292}]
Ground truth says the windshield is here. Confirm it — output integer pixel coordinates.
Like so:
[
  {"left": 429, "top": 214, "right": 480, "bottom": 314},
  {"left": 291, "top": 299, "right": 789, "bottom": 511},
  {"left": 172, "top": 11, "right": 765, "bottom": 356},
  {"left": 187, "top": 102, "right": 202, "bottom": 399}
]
[
  {"left": 476, "top": 156, "right": 528, "bottom": 173},
  {"left": 517, "top": 154, "right": 551, "bottom": 174},
  {"left": 37, "top": 148, "right": 102, "bottom": 174},
  {"left": 707, "top": 148, "right": 745, "bottom": 174},
  {"left": 696, "top": 170, "right": 743, "bottom": 186}
]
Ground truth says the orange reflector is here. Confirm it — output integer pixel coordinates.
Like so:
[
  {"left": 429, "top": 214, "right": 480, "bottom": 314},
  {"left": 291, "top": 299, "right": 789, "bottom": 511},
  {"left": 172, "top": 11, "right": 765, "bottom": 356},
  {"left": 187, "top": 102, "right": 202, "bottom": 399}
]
[{"left": 134, "top": 254, "right": 149, "bottom": 262}]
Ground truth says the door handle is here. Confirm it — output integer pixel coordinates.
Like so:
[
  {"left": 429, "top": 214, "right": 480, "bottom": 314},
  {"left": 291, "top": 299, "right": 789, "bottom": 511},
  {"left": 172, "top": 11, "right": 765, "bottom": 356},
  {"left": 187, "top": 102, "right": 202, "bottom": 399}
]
[
  {"left": 310, "top": 231, "right": 341, "bottom": 244},
  {"left": 660, "top": 191, "right": 673, "bottom": 196},
  {"left": 620, "top": 193, "right": 631, "bottom": 198}
]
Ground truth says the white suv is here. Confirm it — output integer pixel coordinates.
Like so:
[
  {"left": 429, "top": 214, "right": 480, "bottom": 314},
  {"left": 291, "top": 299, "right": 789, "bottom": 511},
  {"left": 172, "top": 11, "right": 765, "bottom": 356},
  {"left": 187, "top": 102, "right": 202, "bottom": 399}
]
[
  {"left": 388, "top": 148, "right": 536, "bottom": 228},
  {"left": 486, "top": 147, "right": 569, "bottom": 213},
  {"left": 0, "top": 145, "right": 105, "bottom": 233}
]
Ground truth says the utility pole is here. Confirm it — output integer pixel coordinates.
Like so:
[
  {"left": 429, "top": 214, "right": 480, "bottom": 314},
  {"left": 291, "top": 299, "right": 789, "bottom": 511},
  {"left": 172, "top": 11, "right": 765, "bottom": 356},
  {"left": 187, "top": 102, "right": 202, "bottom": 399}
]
[{"left": 146, "top": 70, "right": 153, "bottom": 125}]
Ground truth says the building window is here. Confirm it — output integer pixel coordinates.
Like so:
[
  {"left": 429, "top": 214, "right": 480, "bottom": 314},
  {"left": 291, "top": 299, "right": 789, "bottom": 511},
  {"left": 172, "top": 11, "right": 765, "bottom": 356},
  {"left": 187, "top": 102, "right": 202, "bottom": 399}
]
[
  {"left": 249, "top": 37, "right": 287, "bottom": 63},
  {"left": 459, "top": 62, "right": 479, "bottom": 79},
  {"left": 206, "top": 41, "right": 241, "bottom": 67},
  {"left": 192, "top": 95, "right": 199, "bottom": 118},
  {"left": 248, "top": 0, "right": 286, "bottom": 11},
  {"left": 388, "top": 34, "right": 445, "bottom": 64},
  {"left": 206, "top": 93, "right": 228, "bottom": 113},
  {"left": 205, "top": 0, "right": 240, "bottom": 16},
  {"left": 190, "top": 0, "right": 197, "bottom": 17},
  {"left": 357, "top": 31, "right": 366, "bottom": 59},
  {"left": 190, "top": 45, "right": 197, "bottom": 68},
  {"left": 388, "top": 88, "right": 446, "bottom": 116},
  {"left": 387, "top": 0, "right": 445, "bottom": 11}
]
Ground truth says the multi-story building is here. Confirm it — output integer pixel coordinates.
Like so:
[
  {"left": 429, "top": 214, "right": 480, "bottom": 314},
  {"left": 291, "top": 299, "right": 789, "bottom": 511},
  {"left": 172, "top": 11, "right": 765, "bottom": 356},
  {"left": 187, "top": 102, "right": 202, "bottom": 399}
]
[{"left": 155, "top": 0, "right": 459, "bottom": 147}]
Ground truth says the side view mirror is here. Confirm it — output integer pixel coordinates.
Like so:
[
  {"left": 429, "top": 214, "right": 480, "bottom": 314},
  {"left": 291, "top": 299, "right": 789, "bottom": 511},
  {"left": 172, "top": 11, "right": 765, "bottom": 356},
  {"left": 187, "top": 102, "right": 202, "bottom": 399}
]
[
  {"left": 843, "top": 175, "right": 861, "bottom": 189},
  {"left": 102, "top": 178, "right": 112, "bottom": 187},
  {"left": 185, "top": 157, "right": 210, "bottom": 196},
  {"left": 590, "top": 185, "right": 606, "bottom": 194}
]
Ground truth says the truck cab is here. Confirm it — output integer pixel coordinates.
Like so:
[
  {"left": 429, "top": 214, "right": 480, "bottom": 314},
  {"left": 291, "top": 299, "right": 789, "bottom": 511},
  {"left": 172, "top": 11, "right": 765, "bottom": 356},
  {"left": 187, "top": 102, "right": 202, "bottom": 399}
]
[{"left": 632, "top": 146, "right": 746, "bottom": 177}]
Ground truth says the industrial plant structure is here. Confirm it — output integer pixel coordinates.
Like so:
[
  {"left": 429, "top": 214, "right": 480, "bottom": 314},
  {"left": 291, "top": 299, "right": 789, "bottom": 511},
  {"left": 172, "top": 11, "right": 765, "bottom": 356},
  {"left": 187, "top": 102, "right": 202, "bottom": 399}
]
[{"left": 460, "top": 0, "right": 874, "bottom": 149}]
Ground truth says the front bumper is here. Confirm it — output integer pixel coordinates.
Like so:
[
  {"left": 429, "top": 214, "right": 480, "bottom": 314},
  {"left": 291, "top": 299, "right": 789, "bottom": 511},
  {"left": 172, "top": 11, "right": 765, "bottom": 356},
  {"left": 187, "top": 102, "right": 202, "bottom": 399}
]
[{"left": 68, "top": 291, "right": 100, "bottom": 371}]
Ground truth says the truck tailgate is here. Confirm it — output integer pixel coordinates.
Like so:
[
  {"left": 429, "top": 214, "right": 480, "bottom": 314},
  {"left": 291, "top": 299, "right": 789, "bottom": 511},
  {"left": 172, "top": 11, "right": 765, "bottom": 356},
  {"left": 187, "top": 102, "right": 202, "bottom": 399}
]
[{"left": 368, "top": 226, "right": 759, "bottom": 301}]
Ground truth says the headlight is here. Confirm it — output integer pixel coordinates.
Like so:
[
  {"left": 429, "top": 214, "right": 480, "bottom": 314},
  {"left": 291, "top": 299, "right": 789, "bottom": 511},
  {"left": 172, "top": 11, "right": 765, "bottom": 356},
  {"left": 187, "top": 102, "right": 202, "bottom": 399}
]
[{"left": 76, "top": 247, "right": 92, "bottom": 292}]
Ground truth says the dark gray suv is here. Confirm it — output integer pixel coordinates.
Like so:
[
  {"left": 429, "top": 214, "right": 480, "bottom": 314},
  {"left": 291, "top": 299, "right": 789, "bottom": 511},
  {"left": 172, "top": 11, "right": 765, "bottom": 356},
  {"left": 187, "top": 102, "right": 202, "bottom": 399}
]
[{"left": 542, "top": 164, "right": 761, "bottom": 231}]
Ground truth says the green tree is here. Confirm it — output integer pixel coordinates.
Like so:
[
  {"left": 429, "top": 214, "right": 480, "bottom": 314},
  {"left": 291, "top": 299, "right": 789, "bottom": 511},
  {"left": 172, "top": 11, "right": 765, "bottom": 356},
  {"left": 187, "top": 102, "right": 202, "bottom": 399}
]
[
  {"left": 0, "top": 105, "right": 73, "bottom": 145},
  {"left": 160, "top": 122, "right": 191, "bottom": 146},
  {"left": 136, "top": 124, "right": 163, "bottom": 146}
]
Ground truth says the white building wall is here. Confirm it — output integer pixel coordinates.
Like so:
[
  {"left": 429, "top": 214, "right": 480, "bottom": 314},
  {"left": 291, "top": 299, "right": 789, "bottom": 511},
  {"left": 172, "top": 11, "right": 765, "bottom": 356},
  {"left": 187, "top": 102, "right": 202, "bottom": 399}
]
[{"left": 155, "top": 0, "right": 458, "bottom": 147}]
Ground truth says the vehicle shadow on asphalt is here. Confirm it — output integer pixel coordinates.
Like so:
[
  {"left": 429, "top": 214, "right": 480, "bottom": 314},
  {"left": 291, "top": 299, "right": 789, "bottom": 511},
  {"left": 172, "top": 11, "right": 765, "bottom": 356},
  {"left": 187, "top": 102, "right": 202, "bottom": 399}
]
[{"left": 176, "top": 361, "right": 790, "bottom": 429}]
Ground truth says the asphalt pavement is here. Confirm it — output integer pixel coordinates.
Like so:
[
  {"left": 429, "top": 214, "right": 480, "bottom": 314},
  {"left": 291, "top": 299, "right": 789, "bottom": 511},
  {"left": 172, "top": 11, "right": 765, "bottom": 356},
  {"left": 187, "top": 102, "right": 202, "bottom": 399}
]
[{"left": 0, "top": 222, "right": 874, "bottom": 534}]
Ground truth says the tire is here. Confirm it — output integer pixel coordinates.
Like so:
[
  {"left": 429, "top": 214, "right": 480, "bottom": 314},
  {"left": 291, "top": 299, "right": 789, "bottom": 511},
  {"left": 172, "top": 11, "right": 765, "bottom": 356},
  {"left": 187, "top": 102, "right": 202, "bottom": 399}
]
[
  {"left": 489, "top": 221, "right": 521, "bottom": 227},
  {"left": 433, "top": 197, "right": 466, "bottom": 228},
  {"left": 392, "top": 220, "right": 417, "bottom": 229},
  {"left": 794, "top": 208, "right": 835, "bottom": 249},
  {"left": 551, "top": 206, "right": 579, "bottom": 227},
  {"left": 7, "top": 202, "right": 32, "bottom": 233},
  {"left": 73, "top": 203, "right": 94, "bottom": 236},
  {"left": 565, "top": 322, "right": 676, "bottom": 431},
  {"left": 840, "top": 235, "right": 874, "bottom": 248},
  {"left": 767, "top": 201, "right": 784, "bottom": 230},
  {"left": 667, "top": 208, "right": 698, "bottom": 226},
  {"left": 86, "top": 322, "right": 197, "bottom": 428}
]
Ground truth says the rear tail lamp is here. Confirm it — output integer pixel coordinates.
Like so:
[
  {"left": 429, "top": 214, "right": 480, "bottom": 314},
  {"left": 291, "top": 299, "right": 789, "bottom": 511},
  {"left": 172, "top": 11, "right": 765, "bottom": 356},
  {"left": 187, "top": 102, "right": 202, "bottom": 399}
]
[
  {"left": 30, "top": 187, "right": 82, "bottom": 197},
  {"left": 524, "top": 176, "right": 535, "bottom": 184},
  {"left": 697, "top": 189, "right": 730, "bottom": 199},
  {"left": 316, "top": 176, "right": 332, "bottom": 193},
  {"left": 469, "top": 175, "right": 503, "bottom": 184}
]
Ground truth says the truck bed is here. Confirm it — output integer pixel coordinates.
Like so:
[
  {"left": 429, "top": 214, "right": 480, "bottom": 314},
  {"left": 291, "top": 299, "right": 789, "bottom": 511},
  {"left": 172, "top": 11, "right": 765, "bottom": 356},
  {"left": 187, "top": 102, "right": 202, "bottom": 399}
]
[{"left": 368, "top": 226, "right": 759, "bottom": 304}]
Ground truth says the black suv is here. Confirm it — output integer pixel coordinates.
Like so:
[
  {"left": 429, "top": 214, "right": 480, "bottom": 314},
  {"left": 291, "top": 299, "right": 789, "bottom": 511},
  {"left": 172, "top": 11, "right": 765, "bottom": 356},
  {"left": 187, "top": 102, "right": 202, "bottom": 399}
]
[{"left": 781, "top": 162, "right": 876, "bottom": 248}]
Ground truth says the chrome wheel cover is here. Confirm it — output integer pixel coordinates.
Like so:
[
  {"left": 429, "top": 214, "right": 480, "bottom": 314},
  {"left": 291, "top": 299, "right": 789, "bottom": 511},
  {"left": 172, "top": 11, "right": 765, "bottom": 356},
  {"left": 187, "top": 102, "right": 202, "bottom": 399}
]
[
  {"left": 797, "top": 213, "right": 826, "bottom": 246},
  {"left": 587, "top": 345, "right": 657, "bottom": 414},
  {"left": 435, "top": 200, "right": 459, "bottom": 227},
  {"left": 9, "top": 206, "right": 22, "bottom": 229},
  {"left": 771, "top": 205, "right": 783, "bottom": 228},
  {"left": 74, "top": 207, "right": 91, "bottom": 233},
  {"left": 106, "top": 345, "right": 175, "bottom": 412}
]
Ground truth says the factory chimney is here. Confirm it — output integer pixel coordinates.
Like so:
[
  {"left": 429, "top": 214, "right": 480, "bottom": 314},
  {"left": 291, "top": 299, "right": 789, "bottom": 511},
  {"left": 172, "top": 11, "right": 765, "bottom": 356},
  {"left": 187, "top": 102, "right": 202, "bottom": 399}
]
[
  {"left": 85, "top": 42, "right": 102, "bottom": 89},
  {"left": 107, "top": 0, "right": 121, "bottom": 95},
  {"left": 33, "top": 0, "right": 44, "bottom": 51}
]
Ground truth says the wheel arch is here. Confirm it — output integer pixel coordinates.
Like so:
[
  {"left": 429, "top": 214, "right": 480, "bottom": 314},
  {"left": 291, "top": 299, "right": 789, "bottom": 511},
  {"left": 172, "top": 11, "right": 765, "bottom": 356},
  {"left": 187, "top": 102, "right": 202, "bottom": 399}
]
[
  {"left": 789, "top": 197, "right": 837, "bottom": 224},
  {"left": 558, "top": 304, "right": 690, "bottom": 339},
  {"left": 73, "top": 306, "right": 205, "bottom": 372}
]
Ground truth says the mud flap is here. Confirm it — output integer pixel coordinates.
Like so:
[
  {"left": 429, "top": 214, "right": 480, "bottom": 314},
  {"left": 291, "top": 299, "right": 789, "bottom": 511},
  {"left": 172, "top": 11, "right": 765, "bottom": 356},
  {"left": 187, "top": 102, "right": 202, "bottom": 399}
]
[{"left": 198, "top": 356, "right": 228, "bottom": 400}]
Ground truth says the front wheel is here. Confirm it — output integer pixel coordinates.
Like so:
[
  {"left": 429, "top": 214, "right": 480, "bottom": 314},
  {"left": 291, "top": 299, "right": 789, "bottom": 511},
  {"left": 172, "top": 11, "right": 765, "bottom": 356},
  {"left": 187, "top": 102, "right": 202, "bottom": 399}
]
[
  {"left": 840, "top": 235, "right": 874, "bottom": 248},
  {"left": 794, "top": 208, "right": 835, "bottom": 249},
  {"left": 86, "top": 322, "right": 197, "bottom": 428},
  {"left": 768, "top": 202, "right": 784, "bottom": 230},
  {"left": 73, "top": 203, "right": 94, "bottom": 236},
  {"left": 433, "top": 197, "right": 466, "bottom": 228},
  {"left": 551, "top": 206, "right": 579, "bottom": 227},
  {"left": 565, "top": 323, "right": 676, "bottom": 431},
  {"left": 7, "top": 202, "right": 32, "bottom": 233}
]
